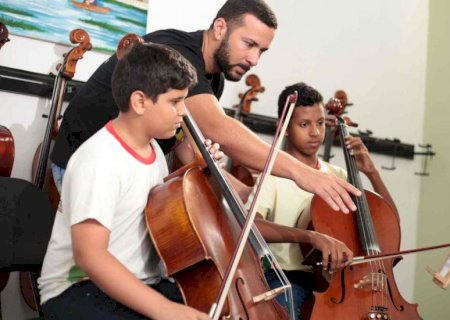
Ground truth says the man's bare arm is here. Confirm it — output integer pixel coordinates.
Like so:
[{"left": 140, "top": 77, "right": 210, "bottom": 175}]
[{"left": 185, "top": 93, "right": 360, "bottom": 212}]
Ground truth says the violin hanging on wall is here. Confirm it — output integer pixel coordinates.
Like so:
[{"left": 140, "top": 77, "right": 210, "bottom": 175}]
[
  {"left": 225, "top": 74, "right": 265, "bottom": 186},
  {"left": 20, "top": 28, "right": 92, "bottom": 312}
]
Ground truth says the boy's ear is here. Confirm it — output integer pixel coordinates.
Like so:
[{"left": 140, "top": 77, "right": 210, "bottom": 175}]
[
  {"left": 213, "top": 18, "right": 228, "bottom": 41},
  {"left": 129, "top": 90, "right": 148, "bottom": 115}
]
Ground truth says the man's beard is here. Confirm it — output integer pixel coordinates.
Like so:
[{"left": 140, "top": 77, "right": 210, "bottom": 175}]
[{"left": 214, "top": 36, "right": 249, "bottom": 82}]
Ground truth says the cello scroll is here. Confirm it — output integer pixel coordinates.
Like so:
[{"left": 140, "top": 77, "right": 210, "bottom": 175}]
[
  {"left": 64, "top": 29, "right": 92, "bottom": 78},
  {"left": 238, "top": 74, "right": 265, "bottom": 114},
  {"left": 116, "top": 33, "right": 144, "bottom": 60}
]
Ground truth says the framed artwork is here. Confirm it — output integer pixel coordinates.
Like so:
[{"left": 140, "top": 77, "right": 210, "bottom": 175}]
[{"left": 0, "top": 0, "right": 148, "bottom": 53}]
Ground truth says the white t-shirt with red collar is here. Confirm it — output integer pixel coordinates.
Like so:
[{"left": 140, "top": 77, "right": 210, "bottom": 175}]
[{"left": 39, "top": 121, "right": 168, "bottom": 304}]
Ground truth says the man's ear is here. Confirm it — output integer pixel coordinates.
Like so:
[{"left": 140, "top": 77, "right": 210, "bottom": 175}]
[
  {"left": 212, "top": 18, "right": 228, "bottom": 41},
  {"left": 129, "top": 90, "right": 148, "bottom": 115}
]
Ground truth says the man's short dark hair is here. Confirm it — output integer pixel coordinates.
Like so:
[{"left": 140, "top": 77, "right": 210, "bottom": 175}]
[
  {"left": 277, "top": 82, "right": 323, "bottom": 119},
  {"left": 211, "top": 0, "right": 277, "bottom": 30},
  {"left": 111, "top": 43, "right": 197, "bottom": 112}
]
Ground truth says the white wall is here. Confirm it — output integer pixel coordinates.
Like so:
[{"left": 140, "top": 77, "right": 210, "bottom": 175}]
[{"left": 0, "top": 0, "right": 430, "bottom": 318}]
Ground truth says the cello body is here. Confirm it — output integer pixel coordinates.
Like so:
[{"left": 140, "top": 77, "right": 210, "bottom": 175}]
[
  {"left": 0, "top": 125, "right": 14, "bottom": 178},
  {"left": 146, "top": 166, "right": 289, "bottom": 319},
  {"left": 308, "top": 192, "right": 420, "bottom": 319}
]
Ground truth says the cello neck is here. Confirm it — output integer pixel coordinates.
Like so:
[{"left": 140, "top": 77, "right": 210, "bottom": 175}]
[
  {"left": 182, "top": 111, "right": 266, "bottom": 253},
  {"left": 337, "top": 116, "right": 380, "bottom": 253},
  {"left": 33, "top": 29, "right": 91, "bottom": 189},
  {"left": 322, "top": 126, "right": 334, "bottom": 162}
]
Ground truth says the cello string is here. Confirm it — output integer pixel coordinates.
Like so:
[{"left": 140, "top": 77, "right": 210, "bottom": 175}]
[
  {"left": 339, "top": 118, "right": 386, "bottom": 308},
  {"left": 338, "top": 120, "right": 376, "bottom": 273}
]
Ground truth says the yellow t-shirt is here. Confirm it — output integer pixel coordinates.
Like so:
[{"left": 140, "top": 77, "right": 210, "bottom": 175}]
[{"left": 246, "top": 160, "right": 347, "bottom": 271}]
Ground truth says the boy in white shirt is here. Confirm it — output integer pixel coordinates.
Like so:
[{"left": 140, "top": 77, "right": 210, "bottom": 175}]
[{"left": 38, "top": 43, "right": 213, "bottom": 320}]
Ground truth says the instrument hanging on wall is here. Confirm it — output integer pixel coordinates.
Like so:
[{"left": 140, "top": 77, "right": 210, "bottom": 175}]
[
  {"left": 304, "top": 115, "right": 421, "bottom": 320},
  {"left": 225, "top": 74, "right": 265, "bottom": 186},
  {"left": 20, "top": 28, "right": 92, "bottom": 312}
]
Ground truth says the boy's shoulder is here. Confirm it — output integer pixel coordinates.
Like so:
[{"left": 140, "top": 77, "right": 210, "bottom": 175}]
[
  {"left": 67, "top": 127, "right": 112, "bottom": 168},
  {"left": 319, "top": 160, "right": 347, "bottom": 180}
]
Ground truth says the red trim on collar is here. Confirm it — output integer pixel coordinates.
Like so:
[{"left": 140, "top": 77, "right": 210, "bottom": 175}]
[{"left": 105, "top": 121, "right": 156, "bottom": 165}]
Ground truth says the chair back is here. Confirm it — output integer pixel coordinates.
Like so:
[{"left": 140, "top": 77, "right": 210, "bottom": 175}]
[{"left": 0, "top": 177, "right": 54, "bottom": 270}]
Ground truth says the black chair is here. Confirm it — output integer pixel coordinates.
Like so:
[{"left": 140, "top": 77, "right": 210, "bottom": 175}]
[{"left": 0, "top": 177, "right": 56, "bottom": 319}]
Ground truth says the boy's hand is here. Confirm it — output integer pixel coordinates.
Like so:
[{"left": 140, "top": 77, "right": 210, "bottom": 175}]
[
  {"left": 308, "top": 230, "right": 353, "bottom": 273},
  {"left": 345, "top": 136, "right": 376, "bottom": 175}
]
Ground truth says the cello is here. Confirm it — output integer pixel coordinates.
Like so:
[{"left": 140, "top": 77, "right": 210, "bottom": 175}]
[
  {"left": 225, "top": 74, "right": 265, "bottom": 186},
  {"left": 306, "top": 115, "right": 421, "bottom": 319},
  {"left": 20, "top": 28, "right": 92, "bottom": 312},
  {"left": 145, "top": 83, "right": 299, "bottom": 318}
]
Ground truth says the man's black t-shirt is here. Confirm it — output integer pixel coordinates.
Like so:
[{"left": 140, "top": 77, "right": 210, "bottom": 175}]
[{"left": 51, "top": 29, "right": 224, "bottom": 169}]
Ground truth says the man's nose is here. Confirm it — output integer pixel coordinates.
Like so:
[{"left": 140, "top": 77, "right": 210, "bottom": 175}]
[{"left": 246, "top": 49, "right": 260, "bottom": 67}]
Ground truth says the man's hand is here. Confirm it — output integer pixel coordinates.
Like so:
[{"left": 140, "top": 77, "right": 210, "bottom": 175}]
[
  {"left": 173, "top": 138, "right": 224, "bottom": 166},
  {"left": 308, "top": 231, "right": 353, "bottom": 272},
  {"left": 293, "top": 167, "right": 360, "bottom": 214}
]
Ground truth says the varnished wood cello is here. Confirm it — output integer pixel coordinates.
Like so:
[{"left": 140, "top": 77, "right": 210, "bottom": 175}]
[
  {"left": 225, "top": 74, "right": 265, "bottom": 186},
  {"left": 20, "top": 28, "right": 92, "bottom": 312},
  {"left": 306, "top": 115, "right": 421, "bottom": 319}
]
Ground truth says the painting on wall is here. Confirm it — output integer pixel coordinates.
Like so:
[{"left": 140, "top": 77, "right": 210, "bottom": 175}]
[{"left": 0, "top": 0, "right": 148, "bottom": 53}]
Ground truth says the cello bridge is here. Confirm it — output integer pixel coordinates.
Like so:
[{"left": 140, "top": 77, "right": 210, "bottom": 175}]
[
  {"left": 354, "top": 273, "right": 386, "bottom": 291},
  {"left": 368, "top": 306, "right": 390, "bottom": 319}
]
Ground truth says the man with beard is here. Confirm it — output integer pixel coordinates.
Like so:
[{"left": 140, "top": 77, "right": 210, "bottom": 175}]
[{"left": 51, "top": 0, "right": 360, "bottom": 216}]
